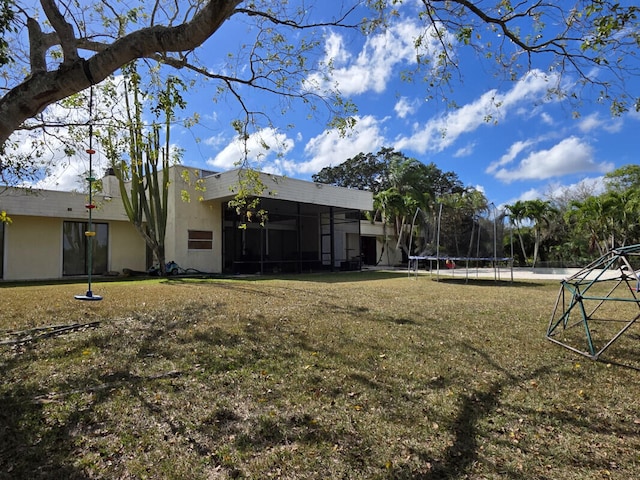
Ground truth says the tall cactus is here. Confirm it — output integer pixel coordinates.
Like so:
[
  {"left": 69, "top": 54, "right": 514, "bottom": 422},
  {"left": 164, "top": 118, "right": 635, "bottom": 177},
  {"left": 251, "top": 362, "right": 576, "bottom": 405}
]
[{"left": 103, "top": 63, "right": 182, "bottom": 276}]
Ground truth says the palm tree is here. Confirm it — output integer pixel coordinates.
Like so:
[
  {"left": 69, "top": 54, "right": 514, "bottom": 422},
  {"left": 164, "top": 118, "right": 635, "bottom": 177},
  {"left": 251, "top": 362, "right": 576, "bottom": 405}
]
[
  {"left": 600, "top": 190, "right": 640, "bottom": 248},
  {"left": 505, "top": 199, "right": 557, "bottom": 267},
  {"left": 505, "top": 200, "right": 529, "bottom": 264},
  {"left": 523, "top": 199, "right": 557, "bottom": 268},
  {"left": 464, "top": 188, "right": 489, "bottom": 258}
]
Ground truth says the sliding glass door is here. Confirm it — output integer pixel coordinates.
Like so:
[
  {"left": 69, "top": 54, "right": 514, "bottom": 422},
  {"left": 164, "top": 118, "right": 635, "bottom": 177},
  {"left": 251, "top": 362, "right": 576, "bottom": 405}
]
[{"left": 63, "top": 221, "right": 108, "bottom": 275}]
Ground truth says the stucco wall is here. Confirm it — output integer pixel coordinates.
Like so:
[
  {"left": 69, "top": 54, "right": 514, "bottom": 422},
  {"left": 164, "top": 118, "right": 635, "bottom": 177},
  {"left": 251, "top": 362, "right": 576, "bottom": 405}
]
[
  {"left": 109, "top": 221, "right": 147, "bottom": 273},
  {"left": 203, "top": 169, "right": 374, "bottom": 211},
  {"left": 4, "top": 216, "right": 61, "bottom": 280},
  {"left": 165, "top": 167, "right": 223, "bottom": 274},
  {"left": 2, "top": 215, "right": 145, "bottom": 281}
]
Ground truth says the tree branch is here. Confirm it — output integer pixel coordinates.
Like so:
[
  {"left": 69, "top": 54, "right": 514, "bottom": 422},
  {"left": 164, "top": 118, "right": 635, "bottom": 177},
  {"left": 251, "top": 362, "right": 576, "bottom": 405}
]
[
  {"left": 40, "top": 0, "right": 80, "bottom": 65},
  {"left": 0, "top": 0, "right": 242, "bottom": 149}
]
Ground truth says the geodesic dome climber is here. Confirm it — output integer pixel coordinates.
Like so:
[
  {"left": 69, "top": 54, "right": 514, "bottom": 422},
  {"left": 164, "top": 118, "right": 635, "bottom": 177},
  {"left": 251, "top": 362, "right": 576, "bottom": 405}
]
[{"left": 546, "top": 244, "right": 640, "bottom": 360}]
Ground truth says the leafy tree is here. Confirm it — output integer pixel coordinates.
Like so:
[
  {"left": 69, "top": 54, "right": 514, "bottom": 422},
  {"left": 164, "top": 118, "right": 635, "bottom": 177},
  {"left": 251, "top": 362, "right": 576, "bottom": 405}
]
[
  {"left": 407, "top": 0, "right": 640, "bottom": 116},
  {"left": 505, "top": 200, "right": 529, "bottom": 264},
  {"left": 506, "top": 199, "right": 557, "bottom": 266},
  {"left": 524, "top": 199, "right": 558, "bottom": 268},
  {"left": 0, "top": 0, "right": 363, "bottom": 180},
  {"left": 564, "top": 167, "right": 640, "bottom": 256},
  {"left": 462, "top": 188, "right": 490, "bottom": 258},
  {"left": 314, "top": 147, "right": 472, "bottom": 257},
  {"left": 312, "top": 148, "right": 396, "bottom": 193},
  {"left": 436, "top": 188, "right": 492, "bottom": 258},
  {"left": 0, "top": 0, "right": 14, "bottom": 67},
  {"left": 0, "top": 0, "right": 638, "bottom": 180},
  {"left": 605, "top": 165, "right": 640, "bottom": 193},
  {"left": 602, "top": 189, "right": 640, "bottom": 247},
  {"left": 565, "top": 195, "right": 612, "bottom": 256}
]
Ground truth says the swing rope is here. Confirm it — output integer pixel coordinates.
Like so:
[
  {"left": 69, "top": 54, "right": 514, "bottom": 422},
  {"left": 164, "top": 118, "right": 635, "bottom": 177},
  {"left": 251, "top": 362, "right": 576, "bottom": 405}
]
[{"left": 75, "top": 87, "right": 103, "bottom": 301}]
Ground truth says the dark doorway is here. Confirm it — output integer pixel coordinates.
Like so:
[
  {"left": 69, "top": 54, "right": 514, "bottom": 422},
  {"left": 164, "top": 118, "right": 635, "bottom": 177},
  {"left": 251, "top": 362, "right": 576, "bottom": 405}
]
[{"left": 361, "top": 236, "right": 377, "bottom": 266}]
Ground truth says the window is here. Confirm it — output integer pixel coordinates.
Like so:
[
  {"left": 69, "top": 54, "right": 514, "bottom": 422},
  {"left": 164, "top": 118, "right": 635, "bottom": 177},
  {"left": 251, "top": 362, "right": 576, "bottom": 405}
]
[
  {"left": 63, "top": 221, "right": 108, "bottom": 275},
  {"left": 188, "top": 230, "right": 213, "bottom": 250}
]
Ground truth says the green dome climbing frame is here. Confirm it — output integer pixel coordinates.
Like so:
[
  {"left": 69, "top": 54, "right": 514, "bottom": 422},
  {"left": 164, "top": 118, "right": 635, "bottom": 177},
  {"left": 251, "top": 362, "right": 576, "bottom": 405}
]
[{"left": 547, "top": 244, "right": 640, "bottom": 360}]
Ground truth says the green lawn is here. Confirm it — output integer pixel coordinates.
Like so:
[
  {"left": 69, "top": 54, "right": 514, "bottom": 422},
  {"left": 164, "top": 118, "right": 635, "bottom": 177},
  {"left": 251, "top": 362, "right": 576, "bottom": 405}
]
[{"left": 1, "top": 272, "right": 639, "bottom": 479}]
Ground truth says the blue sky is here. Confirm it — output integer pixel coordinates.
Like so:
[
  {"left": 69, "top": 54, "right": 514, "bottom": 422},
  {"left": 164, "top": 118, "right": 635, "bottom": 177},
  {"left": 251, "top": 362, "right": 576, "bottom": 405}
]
[{"left": 33, "top": 2, "right": 640, "bottom": 208}]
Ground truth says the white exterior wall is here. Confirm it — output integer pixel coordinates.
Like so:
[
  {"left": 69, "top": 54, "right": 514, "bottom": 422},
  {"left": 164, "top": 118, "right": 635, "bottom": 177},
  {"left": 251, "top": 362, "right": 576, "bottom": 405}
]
[
  {"left": 0, "top": 165, "right": 374, "bottom": 280},
  {"left": 109, "top": 222, "right": 147, "bottom": 273},
  {"left": 203, "top": 169, "right": 373, "bottom": 211},
  {"left": 0, "top": 187, "right": 146, "bottom": 281},
  {"left": 4, "top": 216, "right": 61, "bottom": 280},
  {"left": 164, "top": 166, "right": 222, "bottom": 273},
  {"left": 2, "top": 214, "right": 145, "bottom": 281}
]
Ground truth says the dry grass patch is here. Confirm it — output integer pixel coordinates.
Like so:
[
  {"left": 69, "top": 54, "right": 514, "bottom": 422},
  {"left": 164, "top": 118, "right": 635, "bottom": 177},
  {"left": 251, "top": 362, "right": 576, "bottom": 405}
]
[{"left": 1, "top": 272, "right": 640, "bottom": 479}]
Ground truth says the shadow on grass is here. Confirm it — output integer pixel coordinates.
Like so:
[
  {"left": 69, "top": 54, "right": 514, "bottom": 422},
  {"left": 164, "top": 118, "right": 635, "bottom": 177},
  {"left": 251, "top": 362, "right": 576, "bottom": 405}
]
[
  {"left": 0, "top": 367, "right": 88, "bottom": 479},
  {"left": 0, "top": 306, "right": 237, "bottom": 479},
  {"left": 432, "top": 277, "right": 553, "bottom": 288},
  {"left": 1, "top": 288, "right": 638, "bottom": 479},
  {"left": 166, "top": 270, "right": 408, "bottom": 285}
]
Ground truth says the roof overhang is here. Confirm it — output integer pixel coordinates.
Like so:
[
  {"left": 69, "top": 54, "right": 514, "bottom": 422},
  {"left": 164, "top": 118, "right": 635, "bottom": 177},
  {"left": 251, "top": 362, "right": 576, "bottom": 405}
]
[{"left": 201, "top": 169, "right": 373, "bottom": 211}]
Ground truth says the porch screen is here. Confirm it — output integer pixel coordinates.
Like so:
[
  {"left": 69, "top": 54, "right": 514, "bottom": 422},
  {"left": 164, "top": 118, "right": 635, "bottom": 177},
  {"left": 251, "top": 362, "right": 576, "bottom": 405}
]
[{"left": 63, "top": 221, "right": 108, "bottom": 276}]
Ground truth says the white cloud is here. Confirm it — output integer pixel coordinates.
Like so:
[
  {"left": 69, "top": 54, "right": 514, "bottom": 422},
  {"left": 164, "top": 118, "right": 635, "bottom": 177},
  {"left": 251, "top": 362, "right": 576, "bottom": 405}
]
[
  {"left": 578, "top": 113, "right": 601, "bottom": 133},
  {"left": 306, "top": 18, "right": 454, "bottom": 96},
  {"left": 323, "top": 31, "right": 352, "bottom": 65},
  {"left": 486, "top": 139, "right": 535, "bottom": 174},
  {"left": 32, "top": 153, "right": 109, "bottom": 192},
  {"left": 578, "top": 112, "right": 623, "bottom": 133},
  {"left": 453, "top": 143, "right": 475, "bottom": 158},
  {"left": 394, "top": 97, "right": 420, "bottom": 118},
  {"left": 203, "top": 132, "right": 228, "bottom": 148},
  {"left": 490, "top": 136, "right": 613, "bottom": 183},
  {"left": 12, "top": 89, "right": 115, "bottom": 191},
  {"left": 207, "top": 128, "right": 295, "bottom": 170},
  {"left": 517, "top": 188, "right": 544, "bottom": 202},
  {"left": 394, "top": 70, "right": 556, "bottom": 154},
  {"left": 540, "top": 112, "right": 554, "bottom": 125},
  {"left": 293, "top": 115, "right": 386, "bottom": 174}
]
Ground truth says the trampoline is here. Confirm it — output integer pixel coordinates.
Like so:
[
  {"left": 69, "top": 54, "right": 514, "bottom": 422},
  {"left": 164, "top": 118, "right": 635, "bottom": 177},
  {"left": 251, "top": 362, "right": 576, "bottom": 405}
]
[{"left": 406, "top": 204, "right": 513, "bottom": 282}]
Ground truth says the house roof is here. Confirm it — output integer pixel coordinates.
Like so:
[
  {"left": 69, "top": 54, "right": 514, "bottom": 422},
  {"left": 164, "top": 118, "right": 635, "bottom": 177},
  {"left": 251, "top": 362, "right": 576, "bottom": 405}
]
[
  {"left": 0, "top": 186, "right": 130, "bottom": 221},
  {"left": 0, "top": 167, "right": 374, "bottom": 220},
  {"left": 201, "top": 169, "right": 373, "bottom": 211}
]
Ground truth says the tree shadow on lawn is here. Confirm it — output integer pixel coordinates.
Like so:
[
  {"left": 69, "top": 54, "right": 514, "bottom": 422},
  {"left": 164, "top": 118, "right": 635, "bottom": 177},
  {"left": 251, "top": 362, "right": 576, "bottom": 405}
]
[
  {"left": 382, "top": 340, "right": 636, "bottom": 480},
  {"left": 0, "top": 357, "right": 89, "bottom": 479},
  {"left": 2, "top": 297, "right": 638, "bottom": 479},
  {"left": 0, "top": 305, "right": 244, "bottom": 479},
  {"left": 167, "top": 270, "right": 408, "bottom": 285},
  {"left": 432, "top": 277, "right": 553, "bottom": 288}
]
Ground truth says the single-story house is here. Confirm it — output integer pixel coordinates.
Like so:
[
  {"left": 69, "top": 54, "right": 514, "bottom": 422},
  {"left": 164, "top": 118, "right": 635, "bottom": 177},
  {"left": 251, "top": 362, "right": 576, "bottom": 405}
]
[{"left": 0, "top": 166, "right": 402, "bottom": 281}]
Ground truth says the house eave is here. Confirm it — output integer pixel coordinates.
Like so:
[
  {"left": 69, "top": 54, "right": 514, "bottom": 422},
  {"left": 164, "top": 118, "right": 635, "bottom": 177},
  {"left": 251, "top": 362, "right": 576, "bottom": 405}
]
[{"left": 201, "top": 169, "right": 373, "bottom": 211}]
